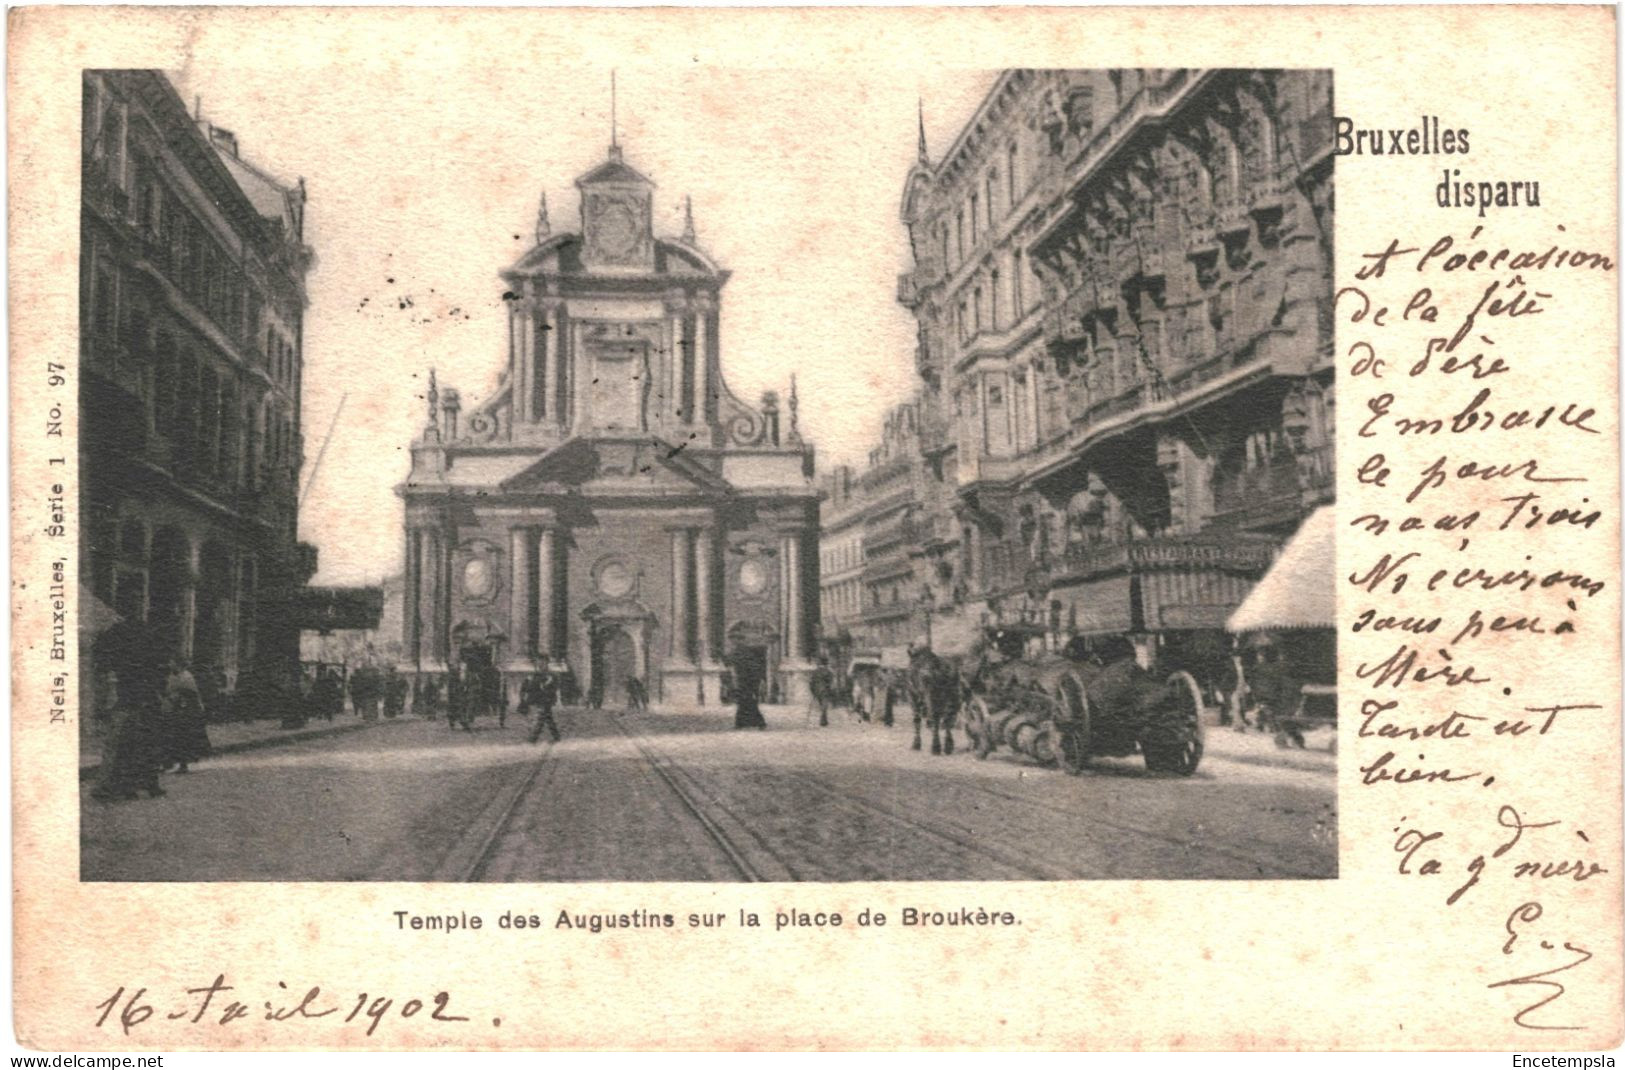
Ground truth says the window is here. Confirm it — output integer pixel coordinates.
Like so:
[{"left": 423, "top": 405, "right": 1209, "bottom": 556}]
[
  {"left": 955, "top": 210, "right": 964, "bottom": 262},
  {"left": 986, "top": 173, "right": 997, "bottom": 228},
  {"left": 92, "top": 261, "right": 117, "bottom": 339},
  {"left": 939, "top": 225, "right": 949, "bottom": 272},
  {"left": 1007, "top": 144, "right": 1019, "bottom": 204},
  {"left": 969, "top": 194, "right": 979, "bottom": 245},
  {"left": 973, "top": 288, "right": 983, "bottom": 332},
  {"left": 990, "top": 269, "right": 1001, "bottom": 329}
]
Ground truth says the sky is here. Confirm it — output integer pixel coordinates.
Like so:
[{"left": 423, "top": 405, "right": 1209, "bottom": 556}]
[{"left": 168, "top": 66, "right": 999, "bottom": 587}]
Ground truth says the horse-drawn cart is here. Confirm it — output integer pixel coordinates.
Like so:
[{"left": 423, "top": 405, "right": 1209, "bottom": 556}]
[{"left": 954, "top": 635, "right": 1206, "bottom": 776}]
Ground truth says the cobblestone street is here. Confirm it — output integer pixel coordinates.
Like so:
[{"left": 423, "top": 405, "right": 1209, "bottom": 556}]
[{"left": 82, "top": 705, "right": 1336, "bottom": 882}]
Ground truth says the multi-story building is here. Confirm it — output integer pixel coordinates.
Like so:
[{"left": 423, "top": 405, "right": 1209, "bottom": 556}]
[
  {"left": 80, "top": 70, "right": 318, "bottom": 701},
  {"left": 818, "top": 399, "right": 932, "bottom": 663},
  {"left": 398, "top": 140, "right": 820, "bottom": 706},
  {"left": 897, "top": 69, "right": 1334, "bottom": 677}
]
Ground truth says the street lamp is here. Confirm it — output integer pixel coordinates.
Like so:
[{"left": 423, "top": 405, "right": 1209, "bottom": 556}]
[{"left": 917, "top": 584, "right": 935, "bottom": 648}]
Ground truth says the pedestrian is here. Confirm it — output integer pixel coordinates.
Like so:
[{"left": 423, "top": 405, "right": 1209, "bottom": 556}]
[
  {"left": 810, "top": 660, "right": 833, "bottom": 727},
  {"left": 881, "top": 671, "right": 896, "bottom": 728},
  {"left": 350, "top": 663, "right": 381, "bottom": 722},
  {"left": 587, "top": 676, "right": 604, "bottom": 711},
  {"left": 158, "top": 657, "right": 212, "bottom": 774},
  {"left": 733, "top": 656, "right": 767, "bottom": 731},
  {"left": 383, "top": 667, "right": 408, "bottom": 719},
  {"left": 524, "top": 669, "right": 562, "bottom": 743},
  {"left": 90, "top": 622, "right": 168, "bottom": 801},
  {"left": 490, "top": 665, "right": 508, "bottom": 728},
  {"left": 417, "top": 675, "right": 442, "bottom": 720},
  {"left": 446, "top": 666, "right": 471, "bottom": 731},
  {"left": 312, "top": 668, "right": 342, "bottom": 723},
  {"left": 625, "top": 676, "right": 648, "bottom": 713}
]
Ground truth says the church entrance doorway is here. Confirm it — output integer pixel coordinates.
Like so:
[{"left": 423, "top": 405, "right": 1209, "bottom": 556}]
[
  {"left": 591, "top": 625, "right": 636, "bottom": 708},
  {"left": 459, "top": 640, "right": 501, "bottom": 718}
]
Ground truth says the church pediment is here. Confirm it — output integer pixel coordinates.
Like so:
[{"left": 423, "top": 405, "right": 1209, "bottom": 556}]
[{"left": 500, "top": 436, "right": 733, "bottom": 496}]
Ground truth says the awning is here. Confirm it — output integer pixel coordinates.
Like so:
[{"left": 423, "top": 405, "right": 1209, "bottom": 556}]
[
  {"left": 1142, "top": 567, "right": 1257, "bottom": 630},
  {"left": 1227, "top": 506, "right": 1335, "bottom": 633}
]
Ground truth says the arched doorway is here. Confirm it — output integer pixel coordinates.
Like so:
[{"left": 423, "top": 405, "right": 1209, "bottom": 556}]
[
  {"left": 726, "top": 620, "right": 778, "bottom": 706},
  {"left": 148, "top": 526, "right": 189, "bottom": 660},
  {"left": 592, "top": 624, "right": 637, "bottom": 707}
]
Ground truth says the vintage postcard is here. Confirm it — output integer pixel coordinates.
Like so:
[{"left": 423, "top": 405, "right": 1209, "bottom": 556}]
[{"left": 9, "top": 4, "right": 1621, "bottom": 1051}]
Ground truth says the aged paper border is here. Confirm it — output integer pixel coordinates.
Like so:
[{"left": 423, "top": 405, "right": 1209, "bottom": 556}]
[{"left": 11, "top": 5, "right": 1622, "bottom": 1051}]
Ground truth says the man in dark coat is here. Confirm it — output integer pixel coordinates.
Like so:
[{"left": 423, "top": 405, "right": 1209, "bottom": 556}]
[
  {"left": 383, "top": 667, "right": 408, "bottom": 718},
  {"left": 733, "top": 654, "right": 767, "bottom": 730},
  {"left": 90, "top": 622, "right": 168, "bottom": 801},
  {"left": 446, "top": 666, "right": 471, "bottom": 731},
  {"left": 523, "top": 669, "right": 562, "bottom": 743},
  {"left": 350, "top": 664, "right": 382, "bottom": 722},
  {"left": 311, "top": 668, "right": 342, "bottom": 723}
]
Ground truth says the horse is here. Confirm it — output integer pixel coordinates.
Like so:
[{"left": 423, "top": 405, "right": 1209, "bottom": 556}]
[{"left": 907, "top": 647, "right": 962, "bottom": 755}]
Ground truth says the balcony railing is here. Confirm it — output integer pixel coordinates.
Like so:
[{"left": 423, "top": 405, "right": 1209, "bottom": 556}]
[
  {"left": 1211, "top": 445, "right": 1334, "bottom": 525},
  {"left": 1045, "top": 535, "right": 1276, "bottom": 583}
]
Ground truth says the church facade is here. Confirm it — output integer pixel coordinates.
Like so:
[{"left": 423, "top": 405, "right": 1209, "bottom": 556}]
[{"left": 397, "top": 143, "right": 820, "bottom": 707}]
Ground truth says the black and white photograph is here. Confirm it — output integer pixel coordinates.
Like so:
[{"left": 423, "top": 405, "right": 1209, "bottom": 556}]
[{"left": 78, "top": 66, "right": 1337, "bottom": 883}]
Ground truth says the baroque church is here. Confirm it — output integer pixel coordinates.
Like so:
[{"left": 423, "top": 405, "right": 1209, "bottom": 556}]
[{"left": 398, "top": 140, "right": 820, "bottom": 706}]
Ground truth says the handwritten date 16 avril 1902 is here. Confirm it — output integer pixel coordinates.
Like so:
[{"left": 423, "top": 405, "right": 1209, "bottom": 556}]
[{"left": 94, "top": 975, "right": 485, "bottom": 1038}]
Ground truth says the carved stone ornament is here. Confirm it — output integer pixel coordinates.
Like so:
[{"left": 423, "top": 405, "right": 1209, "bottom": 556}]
[
  {"left": 458, "top": 540, "right": 501, "bottom": 605},
  {"left": 593, "top": 556, "right": 636, "bottom": 599},
  {"left": 738, "top": 558, "right": 770, "bottom": 597}
]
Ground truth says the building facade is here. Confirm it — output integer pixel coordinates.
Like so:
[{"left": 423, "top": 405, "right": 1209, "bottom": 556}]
[
  {"left": 895, "top": 69, "right": 1334, "bottom": 676},
  {"left": 398, "top": 143, "right": 820, "bottom": 706},
  {"left": 81, "top": 70, "right": 316, "bottom": 701},
  {"left": 818, "top": 399, "right": 933, "bottom": 661}
]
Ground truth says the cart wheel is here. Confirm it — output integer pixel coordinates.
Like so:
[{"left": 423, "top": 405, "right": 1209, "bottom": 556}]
[
  {"left": 1144, "top": 670, "right": 1204, "bottom": 776},
  {"left": 1053, "top": 723, "right": 1087, "bottom": 775},
  {"left": 1034, "top": 720, "right": 1061, "bottom": 766},
  {"left": 1050, "top": 670, "right": 1091, "bottom": 775}
]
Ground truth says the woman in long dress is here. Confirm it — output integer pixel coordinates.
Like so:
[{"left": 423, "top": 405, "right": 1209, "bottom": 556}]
[{"left": 160, "top": 659, "right": 213, "bottom": 773}]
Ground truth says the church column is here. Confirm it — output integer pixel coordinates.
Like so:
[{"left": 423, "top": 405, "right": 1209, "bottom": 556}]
[
  {"left": 429, "top": 527, "right": 452, "bottom": 667},
  {"left": 779, "top": 533, "right": 801, "bottom": 660},
  {"left": 404, "top": 526, "right": 421, "bottom": 665},
  {"left": 537, "top": 302, "right": 556, "bottom": 423},
  {"left": 694, "top": 299, "right": 711, "bottom": 427},
  {"left": 665, "top": 299, "right": 685, "bottom": 426},
  {"left": 694, "top": 526, "right": 715, "bottom": 665},
  {"left": 535, "top": 527, "right": 554, "bottom": 663},
  {"left": 514, "top": 301, "right": 532, "bottom": 424},
  {"left": 509, "top": 525, "right": 532, "bottom": 661},
  {"left": 670, "top": 528, "right": 692, "bottom": 662}
]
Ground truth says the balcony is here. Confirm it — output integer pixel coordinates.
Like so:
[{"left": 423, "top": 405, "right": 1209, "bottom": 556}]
[{"left": 1211, "top": 445, "right": 1334, "bottom": 530}]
